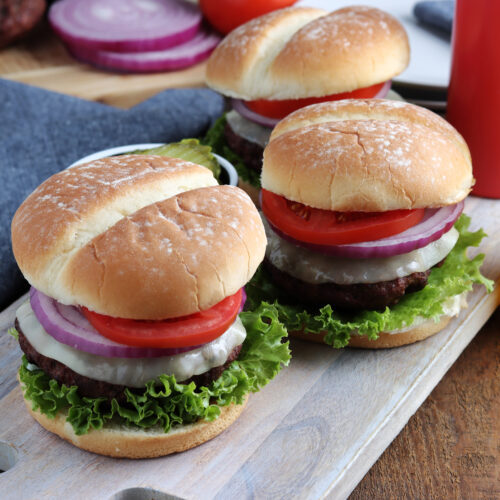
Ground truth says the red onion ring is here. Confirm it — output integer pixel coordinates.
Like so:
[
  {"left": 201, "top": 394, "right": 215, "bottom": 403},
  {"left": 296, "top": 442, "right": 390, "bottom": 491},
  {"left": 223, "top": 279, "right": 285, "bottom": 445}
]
[
  {"left": 267, "top": 202, "right": 464, "bottom": 259},
  {"left": 49, "top": 0, "right": 202, "bottom": 53},
  {"left": 231, "top": 99, "right": 280, "bottom": 129},
  {"left": 29, "top": 288, "right": 202, "bottom": 358},
  {"left": 67, "top": 28, "right": 221, "bottom": 73},
  {"left": 374, "top": 80, "right": 392, "bottom": 98},
  {"left": 239, "top": 288, "right": 247, "bottom": 313}
]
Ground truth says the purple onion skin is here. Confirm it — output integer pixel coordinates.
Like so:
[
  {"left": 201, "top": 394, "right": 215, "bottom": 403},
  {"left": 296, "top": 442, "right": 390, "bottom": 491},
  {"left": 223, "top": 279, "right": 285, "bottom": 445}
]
[
  {"left": 374, "top": 80, "right": 392, "bottom": 98},
  {"left": 66, "top": 30, "right": 221, "bottom": 73},
  {"left": 267, "top": 202, "right": 464, "bottom": 259},
  {"left": 48, "top": 0, "right": 202, "bottom": 53},
  {"left": 239, "top": 288, "right": 247, "bottom": 313},
  {"left": 231, "top": 99, "right": 280, "bottom": 128}
]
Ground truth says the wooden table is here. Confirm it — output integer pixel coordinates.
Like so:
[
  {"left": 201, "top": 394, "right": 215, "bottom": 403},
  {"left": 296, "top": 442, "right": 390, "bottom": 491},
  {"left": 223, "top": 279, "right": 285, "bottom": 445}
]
[
  {"left": 351, "top": 308, "right": 500, "bottom": 499},
  {"left": 1, "top": 30, "right": 499, "bottom": 499}
]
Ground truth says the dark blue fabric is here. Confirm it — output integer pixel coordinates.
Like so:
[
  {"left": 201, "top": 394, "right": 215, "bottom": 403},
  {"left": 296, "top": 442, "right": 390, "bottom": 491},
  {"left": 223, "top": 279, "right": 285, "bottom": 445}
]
[
  {"left": 0, "top": 78, "right": 224, "bottom": 310},
  {"left": 414, "top": 1, "right": 454, "bottom": 34}
]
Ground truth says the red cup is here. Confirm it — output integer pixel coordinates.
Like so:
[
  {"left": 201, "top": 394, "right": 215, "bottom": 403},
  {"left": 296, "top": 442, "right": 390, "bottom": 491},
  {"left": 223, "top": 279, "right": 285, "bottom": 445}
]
[{"left": 446, "top": 0, "right": 500, "bottom": 198}]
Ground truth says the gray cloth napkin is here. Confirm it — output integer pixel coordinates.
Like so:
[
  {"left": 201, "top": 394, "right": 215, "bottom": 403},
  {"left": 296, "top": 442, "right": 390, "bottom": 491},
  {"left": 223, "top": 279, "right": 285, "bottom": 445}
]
[
  {"left": 0, "top": 78, "right": 224, "bottom": 310},
  {"left": 414, "top": 1, "right": 454, "bottom": 35}
]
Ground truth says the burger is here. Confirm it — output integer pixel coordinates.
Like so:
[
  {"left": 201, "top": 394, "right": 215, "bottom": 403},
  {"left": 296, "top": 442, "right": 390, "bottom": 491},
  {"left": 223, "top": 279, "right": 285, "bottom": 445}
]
[
  {"left": 10, "top": 155, "right": 290, "bottom": 457},
  {"left": 204, "top": 5, "right": 410, "bottom": 202},
  {"left": 247, "top": 99, "right": 492, "bottom": 348}
]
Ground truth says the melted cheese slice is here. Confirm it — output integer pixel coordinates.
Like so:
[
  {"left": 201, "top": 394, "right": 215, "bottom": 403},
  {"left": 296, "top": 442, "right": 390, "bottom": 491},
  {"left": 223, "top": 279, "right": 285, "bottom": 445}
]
[
  {"left": 264, "top": 219, "right": 459, "bottom": 285},
  {"left": 17, "top": 301, "right": 246, "bottom": 387}
]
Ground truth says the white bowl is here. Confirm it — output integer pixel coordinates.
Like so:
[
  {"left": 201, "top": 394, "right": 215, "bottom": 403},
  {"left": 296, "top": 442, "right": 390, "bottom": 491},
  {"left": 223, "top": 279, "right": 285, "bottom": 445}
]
[{"left": 69, "top": 143, "right": 239, "bottom": 186}]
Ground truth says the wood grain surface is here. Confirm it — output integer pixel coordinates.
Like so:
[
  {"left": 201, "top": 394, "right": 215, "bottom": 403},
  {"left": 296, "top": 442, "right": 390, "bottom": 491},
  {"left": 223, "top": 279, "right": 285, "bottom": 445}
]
[
  {"left": 351, "top": 308, "right": 500, "bottom": 500},
  {"left": 0, "top": 24, "right": 208, "bottom": 108},
  {"left": 0, "top": 198, "right": 498, "bottom": 499},
  {"left": 1, "top": 28, "right": 499, "bottom": 499}
]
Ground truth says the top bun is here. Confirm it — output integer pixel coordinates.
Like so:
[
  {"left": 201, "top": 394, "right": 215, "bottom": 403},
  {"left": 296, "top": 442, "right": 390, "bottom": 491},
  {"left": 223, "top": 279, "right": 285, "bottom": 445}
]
[
  {"left": 206, "top": 6, "right": 409, "bottom": 100},
  {"left": 261, "top": 99, "right": 473, "bottom": 211},
  {"left": 12, "top": 156, "right": 266, "bottom": 319}
]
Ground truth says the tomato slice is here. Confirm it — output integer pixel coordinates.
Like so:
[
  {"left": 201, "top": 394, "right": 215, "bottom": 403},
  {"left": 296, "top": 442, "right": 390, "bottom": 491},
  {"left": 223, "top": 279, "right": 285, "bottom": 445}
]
[
  {"left": 82, "top": 289, "right": 243, "bottom": 348},
  {"left": 245, "top": 82, "right": 386, "bottom": 119},
  {"left": 261, "top": 190, "right": 425, "bottom": 245},
  {"left": 200, "top": 0, "right": 298, "bottom": 35}
]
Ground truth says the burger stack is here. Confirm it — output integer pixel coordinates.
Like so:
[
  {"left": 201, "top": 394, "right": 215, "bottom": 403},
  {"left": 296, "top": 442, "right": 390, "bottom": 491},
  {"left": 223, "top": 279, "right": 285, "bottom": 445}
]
[
  {"left": 11, "top": 155, "right": 290, "bottom": 458},
  {"left": 205, "top": 5, "right": 410, "bottom": 201},
  {"left": 252, "top": 99, "right": 492, "bottom": 348}
]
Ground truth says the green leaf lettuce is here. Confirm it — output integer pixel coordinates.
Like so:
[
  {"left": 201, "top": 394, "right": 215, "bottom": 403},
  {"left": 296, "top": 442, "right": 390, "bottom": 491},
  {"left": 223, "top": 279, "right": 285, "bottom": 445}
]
[
  {"left": 246, "top": 215, "right": 493, "bottom": 348},
  {"left": 19, "top": 303, "right": 290, "bottom": 436}
]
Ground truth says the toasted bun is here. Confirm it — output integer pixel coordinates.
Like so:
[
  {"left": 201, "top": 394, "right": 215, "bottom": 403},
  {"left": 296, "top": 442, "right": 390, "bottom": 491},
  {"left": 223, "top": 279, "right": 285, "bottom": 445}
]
[
  {"left": 291, "top": 315, "right": 452, "bottom": 349},
  {"left": 24, "top": 394, "right": 247, "bottom": 458},
  {"left": 262, "top": 99, "right": 473, "bottom": 211},
  {"left": 206, "top": 6, "right": 409, "bottom": 100},
  {"left": 12, "top": 156, "right": 266, "bottom": 319}
]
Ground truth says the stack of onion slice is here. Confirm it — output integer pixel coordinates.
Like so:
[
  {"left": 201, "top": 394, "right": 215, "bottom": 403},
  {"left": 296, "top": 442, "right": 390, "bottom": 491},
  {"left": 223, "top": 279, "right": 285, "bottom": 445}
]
[{"left": 49, "top": 0, "right": 221, "bottom": 73}]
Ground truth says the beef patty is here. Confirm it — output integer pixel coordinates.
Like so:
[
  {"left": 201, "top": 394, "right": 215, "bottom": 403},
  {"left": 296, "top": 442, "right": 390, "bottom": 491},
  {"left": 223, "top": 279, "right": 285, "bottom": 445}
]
[
  {"left": 264, "top": 258, "right": 443, "bottom": 311},
  {"left": 224, "top": 122, "right": 264, "bottom": 173},
  {"left": 17, "top": 319, "right": 242, "bottom": 402}
]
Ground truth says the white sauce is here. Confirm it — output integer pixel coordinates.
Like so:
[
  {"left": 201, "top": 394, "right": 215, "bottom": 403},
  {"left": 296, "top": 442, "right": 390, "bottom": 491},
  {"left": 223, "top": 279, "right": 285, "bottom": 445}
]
[
  {"left": 17, "top": 301, "right": 246, "bottom": 387},
  {"left": 226, "top": 110, "right": 272, "bottom": 148},
  {"left": 264, "top": 219, "right": 459, "bottom": 285}
]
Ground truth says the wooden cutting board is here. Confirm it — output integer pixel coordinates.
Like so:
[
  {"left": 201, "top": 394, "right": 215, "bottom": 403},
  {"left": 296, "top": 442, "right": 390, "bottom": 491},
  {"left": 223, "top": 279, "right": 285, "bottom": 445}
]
[
  {"left": 0, "top": 26, "right": 209, "bottom": 108},
  {"left": 0, "top": 196, "right": 498, "bottom": 499}
]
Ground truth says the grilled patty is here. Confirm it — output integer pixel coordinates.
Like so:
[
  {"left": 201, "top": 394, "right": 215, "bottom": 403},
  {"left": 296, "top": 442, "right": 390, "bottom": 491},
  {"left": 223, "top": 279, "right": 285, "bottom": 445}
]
[
  {"left": 17, "top": 319, "right": 242, "bottom": 402},
  {"left": 224, "top": 122, "right": 264, "bottom": 173},
  {"left": 264, "top": 258, "right": 443, "bottom": 311}
]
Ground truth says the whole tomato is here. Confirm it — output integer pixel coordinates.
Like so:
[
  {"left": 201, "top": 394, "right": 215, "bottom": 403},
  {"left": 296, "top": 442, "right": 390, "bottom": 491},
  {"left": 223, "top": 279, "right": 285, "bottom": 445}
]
[{"left": 199, "top": 0, "right": 298, "bottom": 34}]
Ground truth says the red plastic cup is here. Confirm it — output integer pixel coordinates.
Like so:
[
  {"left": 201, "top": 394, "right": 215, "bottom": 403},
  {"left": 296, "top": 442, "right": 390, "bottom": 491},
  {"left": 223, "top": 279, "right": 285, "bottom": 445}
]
[{"left": 446, "top": 0, "right": 500, "bottom": 198}]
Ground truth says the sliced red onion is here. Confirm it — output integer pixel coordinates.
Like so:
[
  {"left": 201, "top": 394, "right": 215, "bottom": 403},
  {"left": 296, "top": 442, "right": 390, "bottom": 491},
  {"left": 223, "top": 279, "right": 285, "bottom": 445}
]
[
  {"left": 29, "top": 288, "right": 202, "bottom": 358},
  {"left": 67, "top": 28, "right": 221, "bottom": 73},
  {"left": 239, "top": 288, "right": 247, "bottom": 313},
  {"left": 231, "top": 99, "right": 280, "bottom": 129},
  {"left": 49, "top": 0, "right": 202, "bottom": 53},
  {"left": 374, "top": 80, "right": 392, "bottom": 98},
  {"left": 268, "top": 202, "right": 464, "bottom": 259}
]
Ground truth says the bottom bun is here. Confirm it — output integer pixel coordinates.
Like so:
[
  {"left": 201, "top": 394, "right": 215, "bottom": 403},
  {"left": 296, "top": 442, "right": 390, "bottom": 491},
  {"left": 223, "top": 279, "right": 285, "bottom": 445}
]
[
  {"left": 291, "top": 316, "right": 453, "bottom": 349},
  {"left": 24, "top": 393, "right": 248, "bottom": 458},
  {"left": 238, "top": 179, "right": 260, "bottom": 207},
  {"left": 348, "top": 316, "right": 452, "bottom": 348}
]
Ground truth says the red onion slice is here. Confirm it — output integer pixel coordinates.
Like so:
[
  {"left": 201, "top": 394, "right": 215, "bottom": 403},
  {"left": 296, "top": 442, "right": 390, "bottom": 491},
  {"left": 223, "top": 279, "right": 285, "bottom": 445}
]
[
  {"left": 239, "top": 288, "right": 247, "bottom": 313},
  {"left": 374, "top": 80, "right": 392, "bottom": 98},
  {"left": 231, "top": 99, "right": 280, "bottom": 129},
  {"left": 268, "top": 202, "right": 464, "bottom": 259},
  {"left": 29, "top": 288, "right": 203, "bottom": 358},
  {"left": 67, "top": 28, "right": 221, "bottom": 73},
  {"left": 49, "top": 0, "right": 202, "bottom": 53}
]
